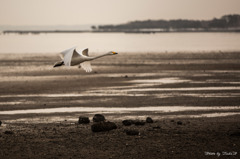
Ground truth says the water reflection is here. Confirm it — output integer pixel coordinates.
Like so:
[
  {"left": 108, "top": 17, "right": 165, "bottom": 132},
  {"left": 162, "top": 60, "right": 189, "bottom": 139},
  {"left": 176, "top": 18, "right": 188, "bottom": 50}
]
[
  {"left": 1, "top": 106, "right": 239, "bottom": 115},
  {"left": 1, "top": 86, "right": 238, "bottom": 99},
  {"left": 129, "top": 77, "right": 190, "bottom": 84}
]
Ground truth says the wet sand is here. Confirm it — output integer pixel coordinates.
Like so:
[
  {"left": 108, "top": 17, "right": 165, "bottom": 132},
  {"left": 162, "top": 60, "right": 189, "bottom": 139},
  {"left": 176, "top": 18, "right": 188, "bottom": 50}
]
[{"left": 0, "top": 52, "right": 240, "bottom": 158}]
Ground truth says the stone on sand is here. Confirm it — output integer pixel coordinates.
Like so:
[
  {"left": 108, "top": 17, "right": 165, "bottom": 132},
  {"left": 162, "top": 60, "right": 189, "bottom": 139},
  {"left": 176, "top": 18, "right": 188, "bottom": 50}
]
[
  {"left": 125, "top": 129, "right": 140, "bottom": 136},
  {"left": 91, "top": 122, "right": 117, "bottom": 132},
  {"left": 78, "top": 116, "right": 90, "bottom": 124},
  {"left": 4, "top": 130, "right": 14, "bottom": 135},
  {"left": 0, "top": 120, "right": 2, "bottom": 126},
  {"left": 229, "top": 131, "right": 240, "bottom": 137},
  {"left": 134, "top": 120, "right": 145, "bottom": 126},
  {"left": 146, "top": 117, "right": 153, "bottom": 123},
  {"left": 122, "top": 120, "right": 134, "bottom": 126},
  {"left": 93, "top": 114, "right": 106, "bottom": 122},
  {"left": 177, "top": 121, "right": 183, "bottom": 125}
]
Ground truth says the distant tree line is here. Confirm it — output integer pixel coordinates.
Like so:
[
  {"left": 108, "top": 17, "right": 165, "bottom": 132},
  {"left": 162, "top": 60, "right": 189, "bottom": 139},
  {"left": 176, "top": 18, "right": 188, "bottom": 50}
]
[{"left": 95, "top": 14, "right": 240, "bottom": 31}]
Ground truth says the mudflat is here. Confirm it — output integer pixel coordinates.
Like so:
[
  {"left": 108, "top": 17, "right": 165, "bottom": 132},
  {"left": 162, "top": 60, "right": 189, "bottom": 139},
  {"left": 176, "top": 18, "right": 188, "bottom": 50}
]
[{"left": 0, "top": 52, "right": 240, "bottom": 158}]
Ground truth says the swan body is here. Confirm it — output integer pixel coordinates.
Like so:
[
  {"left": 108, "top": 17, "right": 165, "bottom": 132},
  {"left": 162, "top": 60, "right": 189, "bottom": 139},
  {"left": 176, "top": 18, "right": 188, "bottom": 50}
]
[{"left": 54, "top": 47, "right": 118, "bottom": 72}]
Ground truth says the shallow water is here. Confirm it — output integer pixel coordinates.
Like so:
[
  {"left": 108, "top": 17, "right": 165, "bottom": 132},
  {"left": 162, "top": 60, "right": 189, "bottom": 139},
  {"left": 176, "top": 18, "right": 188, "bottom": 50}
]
[
  {"left": 1, "top": 75, "right": 239, "bottom": 100},
  {"left": 1, "top": 92, "right": 238, "bottom": 106},
  {"left": 0, "top": 86, "right": 240, "bottom": 98},
  {"left": 1, "top": 106, "right": 239, "bottom": 115},
  {"left": 1, "top": 69, "right": 240, "bottom": 123},
  {"left": 1, "top": 32, "right": 240, "bottom": 53}
]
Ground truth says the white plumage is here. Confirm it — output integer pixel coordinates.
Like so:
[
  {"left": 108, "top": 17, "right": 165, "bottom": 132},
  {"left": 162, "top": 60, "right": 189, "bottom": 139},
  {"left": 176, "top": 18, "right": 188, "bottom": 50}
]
[{"left": 54, "top": 47, "right": 118, "bottom": 72}]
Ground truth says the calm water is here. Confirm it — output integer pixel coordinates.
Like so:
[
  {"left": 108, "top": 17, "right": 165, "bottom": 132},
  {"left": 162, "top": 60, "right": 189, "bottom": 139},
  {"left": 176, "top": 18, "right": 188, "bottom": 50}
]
[{"left": 0, "top": 32, "right": 240, "bottom": 53}]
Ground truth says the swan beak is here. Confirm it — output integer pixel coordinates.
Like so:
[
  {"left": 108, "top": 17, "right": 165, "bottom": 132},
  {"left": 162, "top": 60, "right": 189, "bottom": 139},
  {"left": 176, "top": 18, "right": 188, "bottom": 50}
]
[{"left": 112, "top": 51, "right": 118, "bottom": 55}]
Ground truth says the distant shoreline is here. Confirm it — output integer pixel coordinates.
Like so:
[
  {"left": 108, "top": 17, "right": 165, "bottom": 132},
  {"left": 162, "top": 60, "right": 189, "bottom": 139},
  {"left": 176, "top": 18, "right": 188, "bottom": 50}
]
[
  {"left": 2, "top": 14, "right": 240, "bottom": 34},
  {"left": 2, "top": 28, "right": 240, "bottom": 34}
]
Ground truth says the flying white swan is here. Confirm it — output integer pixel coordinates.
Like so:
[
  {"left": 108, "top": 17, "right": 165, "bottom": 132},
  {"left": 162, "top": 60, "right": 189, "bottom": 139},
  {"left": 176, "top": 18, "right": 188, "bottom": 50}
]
[{"left": 53, "top": 47, "right": 118, "bottom": 72}]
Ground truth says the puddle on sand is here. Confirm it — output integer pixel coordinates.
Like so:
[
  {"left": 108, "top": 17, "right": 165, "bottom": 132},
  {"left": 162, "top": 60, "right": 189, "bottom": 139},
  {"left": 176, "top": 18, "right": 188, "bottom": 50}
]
[
  {"left": 155, "top": 92, "right": 240, "bottom": 98},
  {"left": 0, "top": 101, "right": 23, "bottom": 105},
  {"left": 191, "top": 81, "right": 240, "bottom": 84},
  {"left": 0, "top": 92, "right": 146, "bottom": 98},
  {"left": 179, "top": 93, "right": 240, "bottom": 98},
  {"left": 86, "top": 86, "right": 240, "bottom": 97},
  {"left": 188, "top": 112, "right": 240, "bottom": 118},
  {"left": 1, "top": 86, "right": 239, "bottom": 100},
  {"left": 1, "top": 85, "right": 239, "bottom": 99},
  {"left": 119, "top": 86, "right": 240, "bottom": 92},
  {"left": 1, "top": 106, "right": 240, "bottom": 115},
  {"left": 2, "top": 75, "right": 239, "bottom": 99},
  {"left": 4, "top": 117, "right": 77, "bottom": 124},
  {"left": 129, "top": 77, "right": 191, "bottom": 84}
]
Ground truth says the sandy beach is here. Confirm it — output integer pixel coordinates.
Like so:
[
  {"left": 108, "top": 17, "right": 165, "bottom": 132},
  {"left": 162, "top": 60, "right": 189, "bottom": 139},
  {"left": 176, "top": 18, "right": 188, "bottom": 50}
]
[{"left": 0, "top": 52, "right": 240, "bottom": 158}]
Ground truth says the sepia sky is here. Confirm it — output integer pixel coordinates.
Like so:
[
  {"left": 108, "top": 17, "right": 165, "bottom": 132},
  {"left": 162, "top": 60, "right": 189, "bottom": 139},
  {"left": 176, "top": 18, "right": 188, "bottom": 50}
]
[{"left": 0, "top": 0, "right": 240, "bottom": 26}]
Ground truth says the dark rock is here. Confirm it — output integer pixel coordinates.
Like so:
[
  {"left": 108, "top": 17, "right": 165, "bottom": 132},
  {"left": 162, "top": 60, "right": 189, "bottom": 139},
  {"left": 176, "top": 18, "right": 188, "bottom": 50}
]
[
  {"left": 125, "top": 129, "right": 139, "bottom": 136},
  {"left": 4, "top": 131, "right": 14, "bottom": 135},
  {"left": 78, "top": 116, "right": 90, "bottom": 124},
  {"left": 91, "top": 122, "right": 117, "bottom": 132},
  {"left": 153, "top": 126, "right": 161, "bottom": 129},
  {"left": 93, "top": 114, "right": 106, "bottom": 122},
  {"left": 177, "top": 121, "right": 183, "bottom": 125},
  {"left": 0, "top": 120, "right": 2, "bottom": 126},
  {"left": 229, "top": 131, "right": 240, "bottom": 137},
  {"left": 134, "top": 121, "right": 145, "bottom": 126},
  {"left": 122, "top": 120, "right": 133, "bottom": 126},
  {"left": 170, "top": 120, "right": 175, "bottom": 122},
  {"left": 146, "top": 117, "right": 153, "bottom": 123}
]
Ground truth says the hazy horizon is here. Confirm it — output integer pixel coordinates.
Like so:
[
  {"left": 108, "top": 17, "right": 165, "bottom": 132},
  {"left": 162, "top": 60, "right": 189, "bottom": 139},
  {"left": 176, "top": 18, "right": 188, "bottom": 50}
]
[
  {"left": 1, "top": 14, "right": 239, "bottom": 32},
  {"left": 0, "top": 24, "right": 93, "bottom": 31},
  {"left": 1, "top": 0, "right": 240, "bottom": 27}
]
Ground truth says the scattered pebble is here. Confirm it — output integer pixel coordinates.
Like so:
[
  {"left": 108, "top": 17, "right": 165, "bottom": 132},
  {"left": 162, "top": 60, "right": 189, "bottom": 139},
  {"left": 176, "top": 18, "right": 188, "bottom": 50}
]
[
  {"left": 135, "top": 121, "right": 145, "bottom": 126},
  {"left": 4, "top": 131, "right": 14, "bottom": 135},
  {"left": 146, "top": 117, "right": 153, "bottom": 123},
  {"left": 122, "top": 120, "right": 133, "bottom": 126},
  {"left": 93, "top": 114, "right": 106, "bottom": 122},
  {"left": 152, "top": 126, "right": 161, "bottom": 129},
  {"left": 91, "top": 122, "right": 117, "bottom": 132},
  {"left": 125, "top": 129, "right": 139, "bottom": 136},
  {"left": 177, "top": 121, "right": 183, "bottom": 125},
  {"left": 0, "top": 120, "right": 2, "bottom": 126},
  {"left": 229, "top": 131, "right": 240, "bottom": 137},
  {"left": 78, "top": 116, "right": 90, "bottom": 124}
]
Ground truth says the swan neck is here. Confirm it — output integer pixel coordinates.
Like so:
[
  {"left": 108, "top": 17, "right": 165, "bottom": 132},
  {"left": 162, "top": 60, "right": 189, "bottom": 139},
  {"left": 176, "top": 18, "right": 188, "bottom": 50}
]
[{"left": 92, "top": 52, "right": 109, "bottom": 60}]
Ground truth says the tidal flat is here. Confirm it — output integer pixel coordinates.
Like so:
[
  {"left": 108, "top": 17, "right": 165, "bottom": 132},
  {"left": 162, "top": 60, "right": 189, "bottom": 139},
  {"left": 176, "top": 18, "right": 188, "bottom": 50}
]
[{"left": 0, "top": 52, "right": 240, "bottom": 158}]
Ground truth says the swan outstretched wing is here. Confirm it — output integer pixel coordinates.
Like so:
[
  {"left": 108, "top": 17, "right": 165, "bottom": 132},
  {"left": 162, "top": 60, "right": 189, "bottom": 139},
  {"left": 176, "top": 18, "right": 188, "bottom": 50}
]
[
  {"left": 72, "top": 49, "right": 80, "bottom": 58},
  {"left": 80, "top": 61, "right": 92, "bottom": 72},
  {"left": 60, "top": 46, "right": 76, "bottom": 66},
  {"left": 72, "top": 48, "right": 88, "bottom": 59}
]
